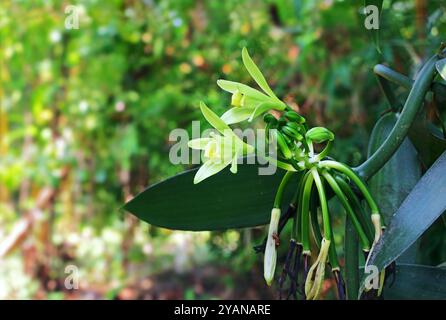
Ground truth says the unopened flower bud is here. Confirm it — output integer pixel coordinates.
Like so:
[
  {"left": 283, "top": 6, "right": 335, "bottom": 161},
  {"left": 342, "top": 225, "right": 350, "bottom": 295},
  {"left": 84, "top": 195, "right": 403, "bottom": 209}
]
[
  {"left": 264, "top": 208, "right": 281, "bottom": 286},
  {"left": 305, "top": 127, "right": 334, "bottom": 144},
  {"left": 371, "top": 213, "right": 382, "bottom": 244}
]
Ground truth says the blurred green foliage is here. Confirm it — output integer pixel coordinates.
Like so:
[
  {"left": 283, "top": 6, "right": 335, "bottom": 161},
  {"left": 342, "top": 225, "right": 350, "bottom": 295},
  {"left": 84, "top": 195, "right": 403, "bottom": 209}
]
[{"left": 0, "top": 0, "right": 445, "bottom": 299}]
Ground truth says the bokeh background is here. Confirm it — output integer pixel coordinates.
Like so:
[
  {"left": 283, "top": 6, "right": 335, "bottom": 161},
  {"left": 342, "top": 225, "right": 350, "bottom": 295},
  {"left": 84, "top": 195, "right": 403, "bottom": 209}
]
[{"left": 1, "top": 0, "right": 445, "bottom": 299}]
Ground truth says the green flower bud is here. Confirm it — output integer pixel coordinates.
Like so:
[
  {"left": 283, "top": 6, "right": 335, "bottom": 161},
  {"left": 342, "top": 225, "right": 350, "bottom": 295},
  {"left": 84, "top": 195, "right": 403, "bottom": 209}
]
[
  {"left": 305, "top": 127, "right": 334, "bottom": 144},
  {"left": 281, "top": 125, "right": 303, "bottom": 141},
  {"left": 263, "top": 113, "right": 276, "bottom": 124},
  {"left": 284, "top": 111, "right": 306, "bottom": 124}
]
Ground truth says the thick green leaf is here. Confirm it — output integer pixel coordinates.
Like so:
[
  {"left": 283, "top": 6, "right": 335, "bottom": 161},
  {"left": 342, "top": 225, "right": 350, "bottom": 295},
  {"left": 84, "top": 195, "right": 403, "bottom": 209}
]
[
  {"left": 368, "top": 113, "right": 422, "bottom": 263},
  {"left": 409, "top": 112, "right": 446, "bottom": 168},
  {"left": 383, "top": 264, "right": 446, "bottom": 299},
  {"left": 435, "top": 57, "right": 446, "bottom": 82},
  {"left": 366, "top": 151, "right": 446, "bottom": 271},
  {"left": 124, "top": 157, "right": 299, "bottom": 231},
  {"left": 368, "top": 113, "right": 421, "bottom": 223},
  {"left": 241, "top": 47, "right": 279, "bottom": 101}
]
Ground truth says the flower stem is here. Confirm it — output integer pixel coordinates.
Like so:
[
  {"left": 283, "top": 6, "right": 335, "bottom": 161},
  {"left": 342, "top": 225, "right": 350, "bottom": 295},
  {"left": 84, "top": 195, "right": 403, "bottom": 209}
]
[
  {"left": 320, "top": 161, "right": 380, "bottom": 216},
  {"left": 314, "top": 140, "right": 332, "bottom": 162},
  {"left": 301, "top": 170, "right": 314, "bottom": 253},
  {"left": 334, "top": 175, "right": 374, "bottom": 244},
  {"left": 274, "top": 170, "right": 295, "bottom": 208},
  {"left": 292, "top": 173, "right": 306, "bottom": 242},
  {"left": 322, "top": 170, "right": 371, "bottom": 251},
  {"left": 373, "top": 64, "right": 412, "bottom": 89},
  {"left": 309, "top": 188, "right": 322, "bottom": 247},
  {"left": 311, "top": 168, "right": 331, "bottom": 241}
]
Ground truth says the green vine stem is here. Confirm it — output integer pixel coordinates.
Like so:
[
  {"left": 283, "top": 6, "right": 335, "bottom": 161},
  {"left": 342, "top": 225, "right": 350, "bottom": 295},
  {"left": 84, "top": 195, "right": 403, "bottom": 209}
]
[
  {"left": 273, "top": 171, "right": 295, "bottom": 208},
  {"left": 292, "top": 176, "right": 305, "bottom": 242},
  {"left": 356, "top": 54, "right": 438, "bottom": 181},
  {"left": 309, "top": 189, "right": 322, "bottom": 247},
  {"left": 377, "top": 74, "right": 402, "bottom": 111},
  {"left": 335, "top": 176, "right": 374, "bottom": 243},
  {"left": 374, "top": 64, "right": 413, "bottom": 89},
  {"left": 311, "top": 168, "right": 331, "bottom": 241},
  {"left": 301, "top": 171, "right": 314, "bottom": 254}
]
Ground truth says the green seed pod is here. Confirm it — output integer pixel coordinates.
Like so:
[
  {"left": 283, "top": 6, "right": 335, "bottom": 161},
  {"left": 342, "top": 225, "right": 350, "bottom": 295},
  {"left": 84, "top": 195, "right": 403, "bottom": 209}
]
[
  {"left": 305, "top": 127, "right": 334, "bottom": 143},
  {"left": 285, "top": 111, "right": 306, "bottom": 124}
]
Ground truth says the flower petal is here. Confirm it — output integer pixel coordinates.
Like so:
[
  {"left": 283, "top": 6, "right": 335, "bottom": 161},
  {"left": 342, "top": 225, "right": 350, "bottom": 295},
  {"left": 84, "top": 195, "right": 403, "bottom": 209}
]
[
  {"left": 200, "top": 102, "right": 230, "bottom": 134},
  {"left": 221, "top": 107, "right": 253, "bottom": 125},
  {"left": 193, "top": 158, "right": 232, "bottom": 184},
  {"left": 248, "top": 101, "right": 282, "bottom": 122},
  {"left": 216, "top": 79, "right": 270, "bottom": 101},
  {"left": 187, "top": 138, "right": 212, "bottom": 150},
  {"left": 242, "top": 47, "right": 279, "bottom": 101}
]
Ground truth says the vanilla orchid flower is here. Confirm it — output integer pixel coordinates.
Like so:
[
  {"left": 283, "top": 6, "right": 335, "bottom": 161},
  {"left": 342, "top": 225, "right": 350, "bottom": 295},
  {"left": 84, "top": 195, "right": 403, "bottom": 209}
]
[
  {"left": 188, "top": 102, "right": 255, "bottom": 184},
  {"left": 217, "top": 48, "right": 286, "bottom": 125}
]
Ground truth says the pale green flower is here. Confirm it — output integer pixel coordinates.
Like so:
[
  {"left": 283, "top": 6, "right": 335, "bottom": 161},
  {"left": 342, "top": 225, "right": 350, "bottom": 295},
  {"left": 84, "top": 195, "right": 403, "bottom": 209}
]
[
  {"left": 217, "top": 48, "right": 286, "bottom": 125},
  {"left": 188, "top": 102, "right": 255, "bottom": 184}
]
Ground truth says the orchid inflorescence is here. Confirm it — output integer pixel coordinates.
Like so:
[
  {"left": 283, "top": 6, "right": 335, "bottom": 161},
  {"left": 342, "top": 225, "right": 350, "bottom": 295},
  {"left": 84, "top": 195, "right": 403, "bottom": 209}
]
[{"left": 188, "top": 48, "right": 385, "bottom": 300}]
